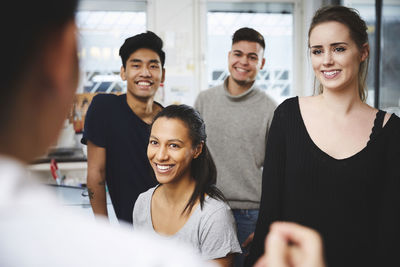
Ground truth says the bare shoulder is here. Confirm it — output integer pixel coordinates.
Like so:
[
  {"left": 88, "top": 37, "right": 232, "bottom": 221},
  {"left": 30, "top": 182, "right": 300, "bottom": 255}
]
[
  {"left": 298, "top": 95, "right": 319, "bottom": 104},
  {"left": 298, "top": 95, "right": 320, "bottom": 113}
]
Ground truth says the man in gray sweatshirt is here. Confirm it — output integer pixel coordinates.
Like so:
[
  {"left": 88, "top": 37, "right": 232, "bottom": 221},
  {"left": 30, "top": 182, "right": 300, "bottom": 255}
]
[{"left": 195, "top": 27, "right": 276, "bottom": 266}]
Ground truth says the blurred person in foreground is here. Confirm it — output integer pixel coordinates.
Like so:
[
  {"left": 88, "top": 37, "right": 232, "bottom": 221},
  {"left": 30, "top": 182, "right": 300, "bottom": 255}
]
[
  {"left": 0, "top": 1, "right": 210, "bottom": 266},
  {"left": 0, "top": 1, "right": 342, "bottom": 266}
]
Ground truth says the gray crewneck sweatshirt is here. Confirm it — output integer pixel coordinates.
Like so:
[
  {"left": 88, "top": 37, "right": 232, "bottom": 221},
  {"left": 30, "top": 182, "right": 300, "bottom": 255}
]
[{"left": 195, "top": 78, "right": 276, "bottom": 209}]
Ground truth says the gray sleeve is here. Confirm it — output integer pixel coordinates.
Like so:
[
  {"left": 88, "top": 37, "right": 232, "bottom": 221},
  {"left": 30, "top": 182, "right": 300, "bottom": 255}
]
[
  {"left": 199, "top": 203, "right": 242, "bottom": 260},
  {"left": 132, "top": 190, "right": 151, "bottom": 230},
  {"left": 264, "top": 96, "right": 278, "bottom": 150},
  {"left": 194, "top": 92, "right": 204, "bottom": 114}
]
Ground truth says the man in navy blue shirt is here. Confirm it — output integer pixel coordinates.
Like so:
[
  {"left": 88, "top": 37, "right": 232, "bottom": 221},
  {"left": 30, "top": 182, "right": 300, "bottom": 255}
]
[{"left": 82, "top": 31, "right": 165, "bottom": 224}]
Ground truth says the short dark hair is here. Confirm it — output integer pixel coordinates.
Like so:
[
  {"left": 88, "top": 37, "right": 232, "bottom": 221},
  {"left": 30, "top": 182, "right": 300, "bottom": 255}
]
[
  {"left": 151, "top": 104, "right": 226, "bottom": 214},
  {"left": 232, "top": 27, "right": 265, "bottom": 51},
  {"left": 119, "top": 31, "right": 166, "bottom": 68},
  {"left": 0, "top": 0, "right": 78, "bottom": 126}
]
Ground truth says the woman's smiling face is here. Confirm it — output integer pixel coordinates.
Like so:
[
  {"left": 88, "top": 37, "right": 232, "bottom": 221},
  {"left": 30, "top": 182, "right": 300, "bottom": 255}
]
[
  {"left": 309, "top": 21, "right": 368, "bottom": 94},
  {"left": 147, "top": 117, "right": 200, "bottom": 185}
]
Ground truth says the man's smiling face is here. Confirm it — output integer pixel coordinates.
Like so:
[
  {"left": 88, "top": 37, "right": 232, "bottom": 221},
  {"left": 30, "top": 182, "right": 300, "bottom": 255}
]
[
  {"left": 121, "top": 48, "right": 165, "bottom": 101},
  {"left": 228, "top": 40, "right": 265, "bottom": 86}
]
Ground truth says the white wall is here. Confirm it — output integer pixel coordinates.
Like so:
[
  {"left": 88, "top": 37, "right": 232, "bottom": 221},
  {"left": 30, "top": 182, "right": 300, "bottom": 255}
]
[
  {"left": 297, "top": 0, "right": 325, "bottom": 97},
  {"left": 147, "top": 0, "right": 205, "bottom": 105}
]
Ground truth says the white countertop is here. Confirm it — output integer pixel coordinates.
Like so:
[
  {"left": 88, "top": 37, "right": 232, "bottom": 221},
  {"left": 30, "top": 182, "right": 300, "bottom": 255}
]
[{"left": 28, "top": 161, "right": 88, "bottom": 186}]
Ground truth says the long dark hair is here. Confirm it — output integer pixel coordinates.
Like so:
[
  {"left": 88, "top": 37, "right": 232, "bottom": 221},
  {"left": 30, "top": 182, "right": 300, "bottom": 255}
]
[{"left": 151, "top": 104, "right": 226, "bottom": 214}]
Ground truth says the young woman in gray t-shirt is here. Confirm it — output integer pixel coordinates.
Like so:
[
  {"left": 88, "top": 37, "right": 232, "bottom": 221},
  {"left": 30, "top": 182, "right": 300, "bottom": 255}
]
[{"left": 133, "top": 104, "right": 241, "bottom": 266}]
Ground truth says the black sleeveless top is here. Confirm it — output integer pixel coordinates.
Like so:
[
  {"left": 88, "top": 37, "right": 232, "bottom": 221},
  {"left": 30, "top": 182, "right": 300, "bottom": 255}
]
[{"left": 247, "top": 97, "right": 400, "bottom": 267}]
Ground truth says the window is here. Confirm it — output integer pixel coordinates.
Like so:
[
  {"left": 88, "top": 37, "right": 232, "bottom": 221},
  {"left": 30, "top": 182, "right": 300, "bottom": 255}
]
[
  {"left": 72, "top": 1, "right": 147, "bottom": 133},
  {"left": 345, "top": 0, "right": 400, "bottom": 114},
  {"left": 380, "top": 3, "right": 400, "bottom": 112}
]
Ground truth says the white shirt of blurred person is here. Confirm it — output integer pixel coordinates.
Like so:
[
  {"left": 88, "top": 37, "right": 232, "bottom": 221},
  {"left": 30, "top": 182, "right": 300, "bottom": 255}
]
[{"left": 0, "top": 1, "right": 212, "bottom": 266}]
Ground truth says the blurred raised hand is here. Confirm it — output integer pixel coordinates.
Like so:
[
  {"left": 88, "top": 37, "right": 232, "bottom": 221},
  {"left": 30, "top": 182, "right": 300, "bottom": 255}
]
[{"left": 254, "top": 222, "right": 326, "bottom": 267}]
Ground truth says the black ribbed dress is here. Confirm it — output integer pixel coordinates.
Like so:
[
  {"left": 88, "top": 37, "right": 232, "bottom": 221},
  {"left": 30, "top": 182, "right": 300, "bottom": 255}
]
[{"left": 246, "top": 97, "right": 400, "bottom": 267}]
